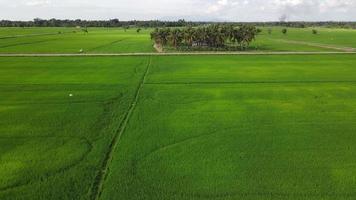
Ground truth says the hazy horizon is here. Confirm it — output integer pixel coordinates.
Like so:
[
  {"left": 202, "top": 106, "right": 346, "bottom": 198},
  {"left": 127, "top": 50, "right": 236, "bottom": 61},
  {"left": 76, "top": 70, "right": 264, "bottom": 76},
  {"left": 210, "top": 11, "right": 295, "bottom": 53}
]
[{"left": 1, "top": 0, "right": 356, "bottom": 22}]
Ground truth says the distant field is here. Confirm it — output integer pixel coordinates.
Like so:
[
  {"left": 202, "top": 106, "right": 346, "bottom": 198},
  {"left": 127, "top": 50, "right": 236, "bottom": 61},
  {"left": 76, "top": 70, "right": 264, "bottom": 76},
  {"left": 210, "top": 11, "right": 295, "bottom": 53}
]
[
  {"left": 0, "top": 27, "right": 72, "bottom": 37},
  {"left": 265, "top": 27, "right": 356, "bottom": 48},
  {"left": 1, "top": 27, "right": 356, "bottom": 53},
  {"left": 0, "top": 56, "right": 149, "bottom": 199},
  {"left": 0, "top": 28, "right": 154, "bottom": 53},
  {"left": 101, "top": 55, "right": 356, "bottom": 200}
]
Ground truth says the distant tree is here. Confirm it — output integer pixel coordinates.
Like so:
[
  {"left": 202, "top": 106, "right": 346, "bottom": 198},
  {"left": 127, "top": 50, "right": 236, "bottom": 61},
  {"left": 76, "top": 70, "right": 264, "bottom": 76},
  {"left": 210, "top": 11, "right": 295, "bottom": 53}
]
[
  {"left": 136, "top": 28, "right": 142, "bottom": 33},
  {"left": 282, "top": 28, "right": 287, "bottom": 35},
  {"left": 82, "top": 26, "right": 88, "bottom": 33},
  {"left": 312, "top": 29, "right": 318, "bottom": 34},
  {"left": 169, "top": 29, "right": 183, "bottom": 48},
  {"left": 123, "top": 26, "right": 129, "bottom": 32},
  {"left": 150, "top": 28, "right": 171, "bottom": 46},
  {"left": 268, "top": 28, "right": 272, "bottom": 34},
  {"left": 151, "top": 25, "right": 258, "bottom": 51},
  {"left": 183, "top": 26, "right": 195, "bottom": 47}
]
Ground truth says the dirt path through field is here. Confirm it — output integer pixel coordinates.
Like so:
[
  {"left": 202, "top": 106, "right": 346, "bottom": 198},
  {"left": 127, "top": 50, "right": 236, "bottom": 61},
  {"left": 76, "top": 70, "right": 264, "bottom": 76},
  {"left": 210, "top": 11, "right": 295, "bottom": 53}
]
[
  {"left": 153, "top": 43, "right": 163, "bottom": 53},
  {"left": 272, "top": 39, "right": 356, "bottom": 52},
  {"left": 1, "top": 52, "right": 356, "bottom": 57},
  {"left": 90, "top": 57, "right": 151, "bottom": 200}
]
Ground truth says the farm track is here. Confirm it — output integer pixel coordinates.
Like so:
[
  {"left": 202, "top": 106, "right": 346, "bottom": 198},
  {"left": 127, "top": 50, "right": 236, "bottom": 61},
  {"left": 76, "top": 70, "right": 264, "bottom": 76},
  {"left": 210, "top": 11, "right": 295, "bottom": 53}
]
[
  {"left": 137, "top": 126, "right": 240, "bottom": 166},
  {"left": 272, "top": 39, "right": 356, "bottom": 52},
  {"left": 86, "top": 38, "right": 129, "bottom": 52},
  {"left": 0, "top": 38, "right": 59, "bottom": 49},
  {"left": 146, "top": 80, "right": 356, "bottom": 85},
  {"left": 1, "top": 52, "right": 356, "bottom": 57},
  {"left": 0, "top": 96, "right": 121, "bottom": 106},
  {"left": 0, "top": 31, "right": 76, "bottom": 40},
  {"left": 89, "top": 57, "right": 151, "bottom": 200}
]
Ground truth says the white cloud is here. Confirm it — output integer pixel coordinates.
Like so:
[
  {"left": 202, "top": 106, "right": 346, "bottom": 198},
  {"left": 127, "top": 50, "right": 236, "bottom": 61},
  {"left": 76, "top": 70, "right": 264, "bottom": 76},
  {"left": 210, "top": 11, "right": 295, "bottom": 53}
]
[
  {"left": 25, "top": 0, "right": 51, "bottom": 6},
  {"left": 0, "top": 0, "right": 355, "bottom": 21}
]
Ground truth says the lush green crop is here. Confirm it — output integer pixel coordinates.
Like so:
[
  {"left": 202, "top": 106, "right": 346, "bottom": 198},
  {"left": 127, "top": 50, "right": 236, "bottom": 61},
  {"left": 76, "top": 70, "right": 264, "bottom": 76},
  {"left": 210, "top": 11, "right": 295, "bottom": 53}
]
[
  {"left": 1, "top": 27, "right": 356, "bottom": 53},
  {"left": 0, "top": 28, "right": 154, "bottom": 53},
  {"left": 1, "top": 27, "right": 356, "bottom": 200},
  {"left": 101, "top": 55, "right": 356, "bottom": 200},
  {"left": 264, "top": 27, "right": 356, "bottom": 48},
  {"left": 0, "top": 56, "right": 149, "bottom": 199}
]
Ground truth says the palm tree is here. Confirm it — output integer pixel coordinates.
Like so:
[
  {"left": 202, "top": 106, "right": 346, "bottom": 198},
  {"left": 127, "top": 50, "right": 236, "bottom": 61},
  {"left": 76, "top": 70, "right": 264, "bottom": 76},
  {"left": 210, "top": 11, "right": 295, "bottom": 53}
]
[
  {"left": 183, "top": 26, "right": 195, "bottom": 47},
  {"left": 151, "top": 24, "right": 258, "bottom": 51},
  {"left": 169, "top": 29, "right": 183, "bottom": 48}
]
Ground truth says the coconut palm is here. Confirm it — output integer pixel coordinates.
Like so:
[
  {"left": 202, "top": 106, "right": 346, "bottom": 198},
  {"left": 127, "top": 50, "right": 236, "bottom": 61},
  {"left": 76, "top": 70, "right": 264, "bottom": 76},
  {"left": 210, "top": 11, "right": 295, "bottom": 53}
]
[{"left": 169, "top": 29, "right": 183, "bottom": 48}]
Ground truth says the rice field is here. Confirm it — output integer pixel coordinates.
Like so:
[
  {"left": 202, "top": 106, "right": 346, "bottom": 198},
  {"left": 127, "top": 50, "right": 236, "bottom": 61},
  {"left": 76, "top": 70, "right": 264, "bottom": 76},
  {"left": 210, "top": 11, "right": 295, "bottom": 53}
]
[
  {"left": 0, "top": 56, "right": 149, "bottom": 199},
  {"left": 0, "top": 27, "right": 356, "bottom": 200},
  {"left": 100, "top": 55, "right": 356, "bottom": 200},
  {"left": 1, "top": 27, "right": 356, "bottom": 53},
  {"left": 0, "top": 28, "right": 154, "bottom": 53}
]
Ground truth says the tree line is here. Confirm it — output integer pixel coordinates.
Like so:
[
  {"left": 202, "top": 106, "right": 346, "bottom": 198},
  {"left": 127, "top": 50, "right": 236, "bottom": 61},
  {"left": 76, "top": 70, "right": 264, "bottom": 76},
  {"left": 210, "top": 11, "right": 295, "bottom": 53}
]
[
  {"left": 150, "top": 25, "right": 259, "bottom": 50},
  {"left": 1, "top": 19, "right": 355, "bottom": 29},
  {"left": 0, "top": 19, "right": 201, "bottom": 28}
]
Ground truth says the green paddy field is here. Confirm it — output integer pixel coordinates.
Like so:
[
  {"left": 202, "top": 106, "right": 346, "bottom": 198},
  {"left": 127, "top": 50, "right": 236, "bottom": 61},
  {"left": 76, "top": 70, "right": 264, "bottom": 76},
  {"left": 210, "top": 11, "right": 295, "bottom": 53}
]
[{"left": 0, "top": 27, "right": 356, "bottom": 200}]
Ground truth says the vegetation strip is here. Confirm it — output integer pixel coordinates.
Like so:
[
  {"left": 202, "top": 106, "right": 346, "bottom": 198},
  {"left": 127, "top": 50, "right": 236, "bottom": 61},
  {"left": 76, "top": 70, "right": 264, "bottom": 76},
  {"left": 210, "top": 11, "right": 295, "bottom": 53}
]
[
  {"left": 1, "top": 52, "right": 356, "bottom": 57},
  {"left": 89, "top": 57, "right": 151, "bottom": 200},
  {"left": 146, "top": 80, "right": 356, "bottom": 85}
]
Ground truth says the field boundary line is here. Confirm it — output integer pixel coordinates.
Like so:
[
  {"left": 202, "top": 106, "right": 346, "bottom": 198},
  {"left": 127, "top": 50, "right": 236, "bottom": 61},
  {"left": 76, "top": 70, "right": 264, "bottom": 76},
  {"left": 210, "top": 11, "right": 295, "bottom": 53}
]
[
  {"left": 1, "top": 52, "right": 356, "bottom": 57},
  {"left": 89, "top": 57, "right": 151, "bottom": 200},
  {"left": 272, "top": 39, "right": 356, "bottom": 52},
  {"left": 86, "top": 38, "right": 129, "bottom": 52},
  {"left": 146, "top": 80, "right": 356, "bottom": 85},
  {"left": 0, "top": 38, "right": 60, "bottom": 49},
  {"left": 0, "top": 31, "right": 76, "bottom": 40}
]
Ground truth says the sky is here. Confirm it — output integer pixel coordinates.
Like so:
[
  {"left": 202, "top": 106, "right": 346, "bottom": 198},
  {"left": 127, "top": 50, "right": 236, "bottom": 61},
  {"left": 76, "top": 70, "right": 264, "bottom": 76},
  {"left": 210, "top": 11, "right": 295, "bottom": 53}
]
[{"left": 0, "top": 0, "right": 355, "bottom": 21}]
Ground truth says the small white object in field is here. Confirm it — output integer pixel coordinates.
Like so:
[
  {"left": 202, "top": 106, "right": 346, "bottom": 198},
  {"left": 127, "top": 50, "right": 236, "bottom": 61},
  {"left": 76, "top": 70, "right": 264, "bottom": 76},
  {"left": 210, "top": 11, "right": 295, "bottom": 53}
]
[
  {"left": 69, "top": 94, "right": 73, "bottom": 97},
  {"left": 79, "top": 49, "right": 83, "bottom": 53}
]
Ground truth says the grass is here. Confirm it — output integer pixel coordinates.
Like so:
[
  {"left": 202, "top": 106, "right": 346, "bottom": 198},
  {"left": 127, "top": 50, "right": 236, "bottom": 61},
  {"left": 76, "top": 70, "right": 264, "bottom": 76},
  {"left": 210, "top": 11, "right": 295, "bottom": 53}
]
[
  {"left": 0, "top": 28, "right": 154, "bottom": 53},
  {"left": 0, "top": 56, "right": 149, "bottom": 199},
  {"left": 1, "top": 26, "right": 356, "bottom": 200},
  {"left": 263, "top": 27, "right": 356, "bottom": 48},
  {"left": 0, "top": 27, "right": 74, "bottom": 37},
  {"left": 1, "top": 27, "right": 356, "bottom": 53},
  {"left": 100, "top": 55, "right": 356, "bottom": 200}
]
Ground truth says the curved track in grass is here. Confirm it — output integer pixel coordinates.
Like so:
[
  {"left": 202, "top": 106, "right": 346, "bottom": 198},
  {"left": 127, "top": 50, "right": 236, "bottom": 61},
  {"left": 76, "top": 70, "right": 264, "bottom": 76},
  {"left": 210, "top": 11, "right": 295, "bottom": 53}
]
[{"left": 0, "top": 136, "right": 93, "bottom": 193}]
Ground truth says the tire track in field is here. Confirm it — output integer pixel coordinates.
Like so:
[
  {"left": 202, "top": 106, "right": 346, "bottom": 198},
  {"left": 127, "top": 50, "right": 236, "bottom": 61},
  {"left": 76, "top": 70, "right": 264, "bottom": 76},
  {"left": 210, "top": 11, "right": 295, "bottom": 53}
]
[
  {"left": 0, "top": 95, "right": 123, "bottom": 106},
  {"left": 1, "top": 51, "right": 356, "bottom": 57},
  {"left": 138, "top": 126, "right": 241, "bottom": 164},
  {"left": 272, "top": 39, "right": 356, "bottom": 52},
  {"left": 0, "top": 136, "right": 93, "bottom": 193},
  {"left": 0, "top": 38, "right": 59, "bottom": 49},
  {"left": 132, "top": 126, "right": 243, "bottom": 199},
  {"left": 89, "top": 57, "right": 151, "bottom": 200},
  {"left": 0, "top": 31, "right": 75, "bottom": 40},
  {"left": 143, "top": 189, "right": 356, "bottom": 199},
  {"left": 146, "top": 80, "right": 356, "bottom": 85},
  {"left": 86, "top": 38, "right": 129, "bottom": 52}
]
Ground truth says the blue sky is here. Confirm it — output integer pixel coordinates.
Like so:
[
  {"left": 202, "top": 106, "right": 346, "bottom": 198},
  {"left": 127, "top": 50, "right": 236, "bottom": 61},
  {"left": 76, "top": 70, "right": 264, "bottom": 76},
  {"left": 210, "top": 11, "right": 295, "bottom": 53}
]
[{"left": 0, "top": 0, "right": 355, "bottom": 21}]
